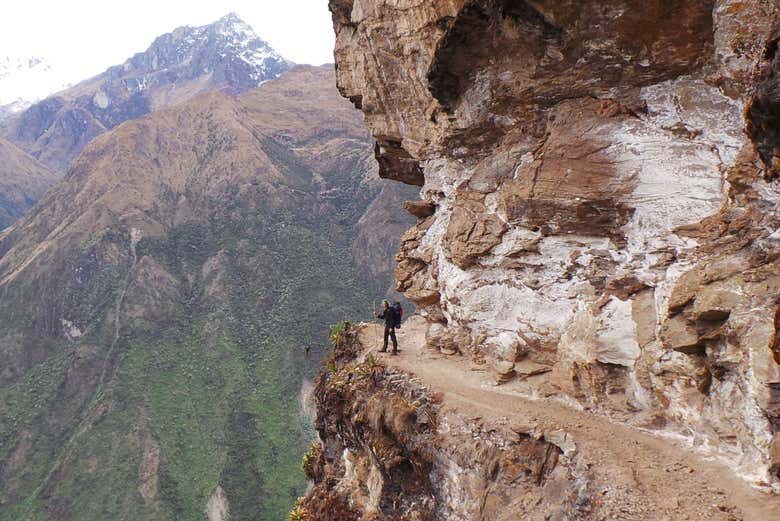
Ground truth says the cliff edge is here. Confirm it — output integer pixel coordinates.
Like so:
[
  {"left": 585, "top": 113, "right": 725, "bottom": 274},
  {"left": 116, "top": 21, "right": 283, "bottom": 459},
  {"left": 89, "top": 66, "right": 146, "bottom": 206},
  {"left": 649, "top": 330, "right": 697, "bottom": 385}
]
[{"left": 299, "top": 320, "right": 779, "bottom": 519}]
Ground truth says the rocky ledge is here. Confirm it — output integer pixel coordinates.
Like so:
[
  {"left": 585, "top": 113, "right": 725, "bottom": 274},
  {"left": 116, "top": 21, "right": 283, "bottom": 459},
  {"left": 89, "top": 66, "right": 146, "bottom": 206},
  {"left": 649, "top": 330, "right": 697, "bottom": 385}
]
[
  {"left": 296, "top": 321, "right": 780, "bottom": 519},
  {"left": 297, "top": 324, "right": 585, "bottom": 521}
]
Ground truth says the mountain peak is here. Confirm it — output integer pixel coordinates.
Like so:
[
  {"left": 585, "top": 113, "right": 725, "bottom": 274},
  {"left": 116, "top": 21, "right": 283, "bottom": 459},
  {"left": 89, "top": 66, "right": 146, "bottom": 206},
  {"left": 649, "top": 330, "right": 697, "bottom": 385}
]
[
  {"left": 220, "top": 11, "right": 242, "bottom": 20},
  {"left": 0, "top": 56, "right": 73, "bottom": 116},
  {"left": 2, "top": 15, "right": 293, "bottom": 171},
  {"left": 213, "top": 12, "right": 259, "bottom": 38},
  {"left": 217, "top": 12, "right": 246, "bottom": 25},
  {"left": 130, "top": 13, "right": 291, "bottom": 87}
]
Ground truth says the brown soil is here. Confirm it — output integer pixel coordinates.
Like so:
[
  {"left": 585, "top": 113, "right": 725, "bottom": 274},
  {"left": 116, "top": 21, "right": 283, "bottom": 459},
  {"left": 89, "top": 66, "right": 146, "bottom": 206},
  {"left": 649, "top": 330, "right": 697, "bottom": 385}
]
[{"left": 359, "top": 317, "right": 780, "bottom": 521}]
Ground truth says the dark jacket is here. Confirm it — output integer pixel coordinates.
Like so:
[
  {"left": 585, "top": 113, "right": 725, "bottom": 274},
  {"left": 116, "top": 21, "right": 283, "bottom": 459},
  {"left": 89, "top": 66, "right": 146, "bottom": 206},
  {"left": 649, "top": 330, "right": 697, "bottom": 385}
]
[{"left": 377, "top": 307, "right": 397, "bottom": 328}]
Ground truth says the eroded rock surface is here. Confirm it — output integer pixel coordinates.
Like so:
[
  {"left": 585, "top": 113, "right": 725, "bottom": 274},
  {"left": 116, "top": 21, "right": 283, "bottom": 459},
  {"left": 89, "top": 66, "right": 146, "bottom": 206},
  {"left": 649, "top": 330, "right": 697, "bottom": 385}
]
[
  {"left": 329, "top": 0, "right": 780, "bottom": 489},
  {"left": 300, "top": 327, "right": 586, "bottom": 521},
  {"left": 300, "top": 321, "right": 780, "bottom": 520}
]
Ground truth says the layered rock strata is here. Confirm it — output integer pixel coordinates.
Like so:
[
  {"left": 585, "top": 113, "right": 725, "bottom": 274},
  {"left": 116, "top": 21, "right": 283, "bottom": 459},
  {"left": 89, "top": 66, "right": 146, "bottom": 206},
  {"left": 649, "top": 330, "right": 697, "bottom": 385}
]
[{"left": 329, "top": 0, "right": 780, "bottom": 486}]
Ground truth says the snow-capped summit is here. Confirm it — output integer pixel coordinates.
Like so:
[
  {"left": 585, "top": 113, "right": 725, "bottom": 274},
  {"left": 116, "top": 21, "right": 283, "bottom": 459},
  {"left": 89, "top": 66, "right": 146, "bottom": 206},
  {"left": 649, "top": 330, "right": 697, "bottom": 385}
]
[
  {"left": 214, "top": 12, "right": 256, "bottom": 37},
  {"left": 0, "top": 56, "right": 46, "bottom": 80},
  {"left": 211, "top": 12, "right": 290, "bottom": 84},
  {"left": 0, "top": 56, "right": 73, "bottom": 116},
  {"left": 112, "top": 12, "right": 291, "bottom": 94},
  {"left": 2, "top": 13, "right": 293, "bottom": 171}
]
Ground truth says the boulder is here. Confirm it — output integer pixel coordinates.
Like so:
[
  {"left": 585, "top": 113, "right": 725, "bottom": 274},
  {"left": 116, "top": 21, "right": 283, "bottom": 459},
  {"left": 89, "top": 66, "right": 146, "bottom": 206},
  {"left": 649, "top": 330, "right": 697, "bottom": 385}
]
[
  {"left": 660, "top": 316, "right": 702, "bottom": 354},
  {"left": 425, "top": 322, "right": 471, "bottom": 355},
  {"left": 444, "top": 188, "right": 506, "bottom": 269},
  {"left": 403, "top": 200, "right": 436, "bottom": 218},
  {"left": 492, "top": 360, "right": 516, "bottom": 385}
]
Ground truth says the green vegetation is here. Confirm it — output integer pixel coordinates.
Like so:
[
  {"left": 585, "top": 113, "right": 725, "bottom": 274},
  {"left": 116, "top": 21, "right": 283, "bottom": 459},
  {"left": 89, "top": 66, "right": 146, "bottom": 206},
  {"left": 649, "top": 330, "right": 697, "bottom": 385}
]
[
  {"left": 131, "top": 207, "right": 373, "bottom": 521},
  {"left": 329, "top": 321, "right": 352, "bottom": 348},
  {"left": 300, "top": 442, "right": 321, "bottom": 479},
  {"left": 0, "top": 167, "right": 378, "bottom": 520},
  {"left": 0, "top": 65, "right": 411, "bottom": 520},
  {"left": 286, "top": 497, "right": 308, "bottom": 521}
]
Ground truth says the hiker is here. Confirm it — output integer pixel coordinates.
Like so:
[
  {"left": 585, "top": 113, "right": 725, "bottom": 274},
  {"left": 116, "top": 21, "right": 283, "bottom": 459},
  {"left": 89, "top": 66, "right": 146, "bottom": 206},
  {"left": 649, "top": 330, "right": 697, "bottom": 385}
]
[{"left": 376, "top": 299, "right": 401, "bottom": 355}]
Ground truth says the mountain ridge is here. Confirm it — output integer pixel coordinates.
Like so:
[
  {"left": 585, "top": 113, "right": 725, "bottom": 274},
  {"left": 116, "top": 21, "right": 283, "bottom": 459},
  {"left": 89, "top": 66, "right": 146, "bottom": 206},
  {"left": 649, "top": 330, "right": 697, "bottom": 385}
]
[
  {"left": 0, "top": 138, "right": 57, "bottom": 231},
  {"left": 1, "top": 13, "right": 292, "bottom": 173},
  {"left": 0, "top": 64, "right": 416, "bottom": 520}
]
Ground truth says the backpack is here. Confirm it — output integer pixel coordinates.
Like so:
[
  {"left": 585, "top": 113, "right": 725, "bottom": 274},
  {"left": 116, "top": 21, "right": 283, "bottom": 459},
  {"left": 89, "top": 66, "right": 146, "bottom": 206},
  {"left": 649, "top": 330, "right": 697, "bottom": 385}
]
[{"left": 391, "top": 302, "right": 403, "bottom": 328}]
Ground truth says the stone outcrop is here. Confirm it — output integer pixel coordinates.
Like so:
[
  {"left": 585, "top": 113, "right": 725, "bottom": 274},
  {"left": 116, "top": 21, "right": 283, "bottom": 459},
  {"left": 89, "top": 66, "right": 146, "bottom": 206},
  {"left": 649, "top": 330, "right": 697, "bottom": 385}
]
[
  {"left": 403, "top": 199, "right": 436, "bottom": 219},
  {"left": 329, "top": 0, "right": 780, "bottom": 488},
  {"left": 299, "top": 327, "right": 586, "bottom": 521},
  {"left": 299, "top": 320, "right": 780, "bottom": 519}
]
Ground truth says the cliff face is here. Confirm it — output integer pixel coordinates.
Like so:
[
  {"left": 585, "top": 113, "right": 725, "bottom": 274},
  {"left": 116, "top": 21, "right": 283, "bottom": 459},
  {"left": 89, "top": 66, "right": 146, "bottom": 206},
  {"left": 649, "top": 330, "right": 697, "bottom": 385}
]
[{"left": 328, "top": 0, "right": 780, "bottom": 493}]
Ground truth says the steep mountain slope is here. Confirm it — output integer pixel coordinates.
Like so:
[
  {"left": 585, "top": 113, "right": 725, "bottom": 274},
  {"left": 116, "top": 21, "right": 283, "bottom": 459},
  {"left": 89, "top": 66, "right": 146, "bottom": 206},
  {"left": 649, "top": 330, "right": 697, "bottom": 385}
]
[
  {"left": 1, "top": 13, "right": 291, "bottom": 172},
  {"left": 292, "top": 1, "right": 780, "bottom": 518},
  {"left": 0, "top": 138, "right": 57, "bottom": 230},
  {"left": 0, "top": 65, "right": 414, "bottom": 521}
]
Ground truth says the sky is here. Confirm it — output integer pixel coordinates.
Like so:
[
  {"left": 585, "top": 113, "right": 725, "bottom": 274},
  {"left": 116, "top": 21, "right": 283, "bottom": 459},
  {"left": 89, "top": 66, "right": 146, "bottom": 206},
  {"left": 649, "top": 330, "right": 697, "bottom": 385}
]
[{"left": 0, "top": 0, "right": 336, "bottom": 79}]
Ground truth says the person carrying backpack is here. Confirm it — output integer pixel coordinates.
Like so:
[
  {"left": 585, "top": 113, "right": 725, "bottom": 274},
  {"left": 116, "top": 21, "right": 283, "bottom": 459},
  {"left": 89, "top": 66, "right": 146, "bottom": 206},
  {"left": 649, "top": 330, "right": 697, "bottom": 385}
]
[{"left": 377, "top": 299, "right": 402, "bottom": 355}]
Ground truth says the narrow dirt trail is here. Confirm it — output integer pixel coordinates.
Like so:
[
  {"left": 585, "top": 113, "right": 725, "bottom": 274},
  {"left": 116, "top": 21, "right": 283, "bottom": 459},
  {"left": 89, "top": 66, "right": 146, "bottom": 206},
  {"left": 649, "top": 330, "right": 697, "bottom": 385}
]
[{"left": 359, "top": 317, "right": 780, "bottom": 521}]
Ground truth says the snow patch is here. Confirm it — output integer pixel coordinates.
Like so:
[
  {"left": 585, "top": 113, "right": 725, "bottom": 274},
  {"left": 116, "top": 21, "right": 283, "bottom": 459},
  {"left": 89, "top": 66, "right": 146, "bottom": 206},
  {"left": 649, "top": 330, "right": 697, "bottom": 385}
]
[{"left": 93, "top": 91, "right": 109, "bottom": 109}]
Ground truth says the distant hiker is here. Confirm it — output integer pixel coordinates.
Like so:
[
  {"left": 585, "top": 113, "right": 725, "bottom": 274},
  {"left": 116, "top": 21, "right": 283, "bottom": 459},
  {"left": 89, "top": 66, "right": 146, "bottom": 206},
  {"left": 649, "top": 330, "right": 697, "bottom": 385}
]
[{"left": 377, "top": 299, "right": 402, "bottom": 355}]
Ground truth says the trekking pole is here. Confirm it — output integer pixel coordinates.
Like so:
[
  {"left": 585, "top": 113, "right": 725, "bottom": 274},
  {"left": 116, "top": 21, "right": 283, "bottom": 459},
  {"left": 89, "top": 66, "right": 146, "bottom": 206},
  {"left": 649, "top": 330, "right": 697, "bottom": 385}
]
[{"left": 372, "top": 300, "right": 379, "bottom": 351}]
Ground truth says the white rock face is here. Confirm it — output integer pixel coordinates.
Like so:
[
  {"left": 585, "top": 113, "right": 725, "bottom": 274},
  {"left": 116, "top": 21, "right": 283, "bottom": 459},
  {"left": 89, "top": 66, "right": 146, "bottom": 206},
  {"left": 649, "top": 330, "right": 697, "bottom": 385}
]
[
  {"left": 60, "top": 318, "right": 82, "bottom": 341},
  {"left": 206, "top": 486, "right": 229, "bottom": 521},
  {"left": 594, "top": 298, "right": 640, "bottom": 367},
  {"left": 402, "top": 81, "right": 779, "bottom": 482}
]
